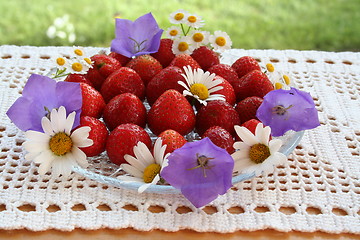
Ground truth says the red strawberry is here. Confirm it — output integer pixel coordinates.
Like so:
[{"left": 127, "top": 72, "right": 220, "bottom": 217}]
[
  {"left": 85, "top": 54, "right": 121, "bottom": 90},
  {"left": 190, "top": 46, "right": 220, "bottom": 71},
  {"left": 231, "top": 56, "right": 261, "bottom": 79},
  {"left": 241, "top": 119, "right": 261, "bottom": 135},
  {"left": 158, "top": 129, "right": 187, "bottom": 154},
  {"left": 80, "top": 83, "right": 106, "bottom": 118},
  {"left": 100, "top": 67, "right": 145, "bottom": 103},
  {"left": 108, "top": 52, "right": 131, "bottom": 66},
  {"left": 147, "top": 90, "right": 196, "bottom": 136},
  {"left": 202, "top": 126, "right": 235, "bottom": 154},
  {"left": 208, "top": 63, "right": 239, "bottom": 88},
  {"left": 169, "top": 54, "right": 201, "bottom": 72},
  {"left": 232, "top": 70, "right": 274, "bottom": 101},
  {"left": 106, "top": 123, "right": 152, "bottom": 165},
  {"left": 196, "top": 100, "right": 240, "bottom": 136},
  {"left": 126, "top": 54, "right": 163, "bottom": 86},
  {"left": 211, "top": 76, "right": 236, "bottom": 106},
  {"left": 65, "top": 73, "right": 93, "bottom": 87},
  {"left": 235, "top": 96, "right": 263, "bottom": 124},
  {"left": 151, "top": 38, "right": 175, "bottom": 68},
  {"left": 146, "top": 66, "right": 185, "bottom": 105},
  {"left": 78, "top": 116, "right": 108, "bottom": 157},
  {"left": 103, "top": 93, "right": 146, "bottom": 131}
]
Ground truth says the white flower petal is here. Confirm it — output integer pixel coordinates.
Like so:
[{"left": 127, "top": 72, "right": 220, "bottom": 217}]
[
  {"left": 121, "top": 163, "right": 144, "bottom": 178},
  {"left": 269, "top": 139, "right": 283, "bottom": 153},
  {"left": 133, "top": 142, "right": 154, "bottom": 166},
  {"left": 117, "top": 175, "right": 143, "bottom": 182},
  {"left": 23, "top": 141, "right": 48, "bottom": 153},
  {"left": 71, "top": 126, "right": 91, "bottom": 146},
  {"left": 42, "top": 117, "right": 55, "bottom": 136},
  {"left": 234, "top": 126, "right": 258, "bottom": 145},
  {"left": 25, "top": 131, "right": 49, "bottom": 143},
  {"left": 124, "top": 155, "right": 147, "bottom": 171},
  {"left": 233, "top": 158, "right": 253, "bottom": 173},
  {"left": 71, "top": 147, "right": 88, "bottom": 168},
  {"left": 64, "top": 111, "right": 76, "bottom": 134},
  {"left": 138, "top": 174, "right": 160, "bottom": 193}
]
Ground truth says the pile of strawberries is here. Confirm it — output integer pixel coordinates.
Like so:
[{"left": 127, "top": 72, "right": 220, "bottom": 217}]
[{"left": 66, "top": 39, "right": 274, "bottom": 165}]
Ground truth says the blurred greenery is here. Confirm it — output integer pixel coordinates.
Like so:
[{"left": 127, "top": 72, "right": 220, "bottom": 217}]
[{"left": 0, "top": 0, "right": 359, "bottom": 51}]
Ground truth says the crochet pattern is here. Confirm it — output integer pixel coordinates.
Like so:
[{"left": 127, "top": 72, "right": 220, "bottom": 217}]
[{"left": 0, "top": 46, "right": 359, "bottom": 233}]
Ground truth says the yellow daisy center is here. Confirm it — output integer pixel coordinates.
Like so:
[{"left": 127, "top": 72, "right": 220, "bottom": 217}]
[
  {"left": 84, "top": 57, "right": 92, "bottom": 65},
  {"left": 249, "top": 143, "right": 271, "bottom": 164},
  {"left": 74, "top": 49, "right": 83, "bottom": 56},
  {"left": 56, "top": 57, "right": 66, "bottom": 66},
  {"left": 169, "top": 29, "right": 179, "bottom": 36},
  {"left": 143, "top": 163, "right": 161, "bottom": 183},
  {"left": 188, "top": 15, "right": 197, "bottom": 23},
  {"left": 49, "top": 132, "right": 73, "bottom": 156},
  {"left": 215, "top": 36, "right": 226, "bottom": 47},
  {"left": 283, "top": 75, "right": 291, "bottom": 85},
  {"left": 174, "top": 13, "right": 184, "bottom": 21},
  {"left": 266, "top": 63, "right": 275, "bottom": 72},
  {"left": 190, "top": 83, "right": 209, "bottom": 100},
  {"left": 275, "top": 82, "right": 283, "bottom": 89},
  {"left": 193, "top": 33, "right": 204, "bottom": 42},
  {"left": 178, "top": 42, "right": 189, "bottom": 52},
  {"left": 72, "top": 62, "right": 83, "bottom": 72}
]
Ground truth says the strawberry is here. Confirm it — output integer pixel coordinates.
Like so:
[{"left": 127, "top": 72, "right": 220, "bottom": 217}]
[
  {"left": 190, "top": 46, "right": 220, "bottom": 71},
  {"left": 106, "top": 123, "right": 152, "bottom": 165},
  {"left": 169, "top": 54, "right": 201, "bottom": 72},
  {"left": 126, "top": 54, "right": 163, "bottom": 86},
  {"left": 211, "top": 76, "right": 236, "bottom": 106},
  {"left": 196, "top": 100, "right": 240, "bottom": 136},
  {"left": 232, "top": 70, "right": 274, "bottom": 101},
  {"left": 202, "top": 126, "right": 235, "bottom": 154},
  {"left": 100, "top": 67, "right": 145, "bottom": 103},
  {"left": 85, "top": 54, "right": 121, "bottom": 90},
  {"left": 241, "top": 119, "right": 261, "bottom": 135},
  {"left": 146, "top": 66, "right": 185, "bottom": 105},
  {"left": 235, "top": 96, "right": 263, "bottom": 124},
  {"left": 80, "top": 83, "right": 106, "bottom": 118},
  {"left": 151, "top": 38, "right": 175, "bottom": 68},
  {"left": 78, "top": 116, "right": 108, "bottom": 157},
  {"left": 108, "top": 51, "right": 131, "bottom": 66},
  {"left": 208, "top": 63, "right": 239, "bottom": 88},
  {"left": 158, "top": 129, "right": 187, "bottom": 154},
  {"left": 65, "top": 73, "right": 93, "bottom": 87},
  {"left": 103, "top": 93, "right": 146, "bottom": 131},
  {"left": 231, "top": 56, "right": 261, "bottom": 79},
  {"left": 147, "top": 90, "right": 196, "bottom": 136}
]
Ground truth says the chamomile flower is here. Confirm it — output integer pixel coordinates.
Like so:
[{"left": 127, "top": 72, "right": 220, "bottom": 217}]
[
  {"left": 172, "top": 36, "right": 195, "bottom": 55},
  {"left": 66, "top": 58, "right": 92, "bottom": 74},
  {"left": 264, "top": 63, "right": 291, "bottom": 90},
  {"left": 118, "top": 138, "right": 170, "bottom": 193},
  {"left": 209, "top": 31, "right": 232, "bottom": 52},
  {"left": 184, "top": 13, "right": 205, "bottom": 28},
  {"left": 165, "top": 26, "right": 182, "bottom": 39},
  {"left": 178, "top": 65, "right": 225, "bottom": 105},
  {"left": 23, "top": 106, "right": 93, "bottom": 177},
  {"left": 169, "top": 10, "right": 189, "bottom": 24},
  {"left": 231, "top": 123, "right": 287, "bottom": 176},
  {"left": 188, "top": 30, "right": 210, "bottom": 48}
]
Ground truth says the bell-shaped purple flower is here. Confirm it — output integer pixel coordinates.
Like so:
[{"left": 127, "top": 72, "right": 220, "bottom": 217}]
[
  {"left": 256, "top": 87, "right": 320, "bottom": 137},
  {"left": 111, "top": 12, "right": 163, "bottom": 58},
  {"left": 161, "top": 138, "right": 234, "bottom": 208},
  {"left": 6, "top": 74, "right": 82, "bottom": 132}
]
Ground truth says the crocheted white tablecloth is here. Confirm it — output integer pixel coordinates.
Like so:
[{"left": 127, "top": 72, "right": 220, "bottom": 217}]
[{"left": 0, "top": 45, "right": 359, "bottom": 233}]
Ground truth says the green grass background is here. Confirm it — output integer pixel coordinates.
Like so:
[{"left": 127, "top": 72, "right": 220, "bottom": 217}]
[{"left": 1, "top": 0, "right": 359, "bottom": 51}]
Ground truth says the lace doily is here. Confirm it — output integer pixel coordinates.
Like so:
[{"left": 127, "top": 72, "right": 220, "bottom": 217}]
[{"left": 0, "top": 45, "right": 359, "bottom": 233}]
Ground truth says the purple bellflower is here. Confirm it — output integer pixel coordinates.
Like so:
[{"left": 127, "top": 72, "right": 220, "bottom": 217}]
[
  {"left": 256, "top": 87, "right": 320, "bottom": 137},
  {"left": 161, "top": 138, "right": 234, "bottom": 208},
  {"left": 111, "top": 12, "right": 163, "bottom": 58},
  {"left": 6, "top": 74, "right": 82, "bottom": 132}
]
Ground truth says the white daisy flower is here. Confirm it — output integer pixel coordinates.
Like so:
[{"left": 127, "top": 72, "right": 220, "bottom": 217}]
[
  {"left": 66, "top": 58, "right": 92, "bottom": 74},
  {"left": 169, "top": 9, "right": 189, "bottom": 24},
  {"left": 231, "top": 123, "right": 287, "bottom": 176},
  {"left": 188, "top": 30, "right": 210, "bottom": 48},
  {"left": 23, "top": 106, "right": 93, "bottom": 177},
  {"left": 264, "top": 63, "right": 291, "bottom": 90},
  {"left": 178, "top": 65, "right": 226, "bottom": 106},
  {"left": 209, "top": 31, "right": 232, "bottom": 52},
  {"left": 165, "top": 26, "right": 182, "bottom": 39},
  {"left": 118, "top": 138, "right": 170, "bottom": 193},
  {"left": 172, "top": 36, "right": 196, "bottom": 55},
  {"left": 184, "top": 13, "right": 205, "bottom": 28}
]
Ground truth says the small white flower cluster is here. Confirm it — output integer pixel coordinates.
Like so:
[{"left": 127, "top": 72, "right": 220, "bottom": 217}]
[
  {"left": 167, "top": 10, "right": 232, "bottom": 55},
  {"left": 47, "top": 14, "right": 76, "bottom": 44}
]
